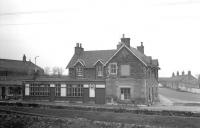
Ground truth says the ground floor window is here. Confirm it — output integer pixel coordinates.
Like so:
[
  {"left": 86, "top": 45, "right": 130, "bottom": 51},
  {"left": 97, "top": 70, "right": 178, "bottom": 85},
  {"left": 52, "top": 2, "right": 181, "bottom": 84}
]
[
  {"left": 66, "top": 84, "right": 83, "bottom": 97},
  {"left": 8, "top": 87, "right": 21, "bottom": 95},
  {"left": 55, "top": 84, "right": 61, "bottom": 96},
  {"left": 30, "top": 84, "right": 50, "bottom": 96},
  {"left": 28, "top": 83, "right": 83, "bottom": 97},
  {"left": 120, "top": 88, "right": 131, "bottom": 100}
]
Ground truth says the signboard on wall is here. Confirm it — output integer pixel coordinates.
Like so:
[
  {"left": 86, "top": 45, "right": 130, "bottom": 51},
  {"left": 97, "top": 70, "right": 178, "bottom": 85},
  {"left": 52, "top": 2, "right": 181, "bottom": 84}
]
[
  {"left": 89, "top": 84, "right": 95, "bottom": 97},
  {"left": 25, "top": 84, "right": 29, "bottom": 96}
]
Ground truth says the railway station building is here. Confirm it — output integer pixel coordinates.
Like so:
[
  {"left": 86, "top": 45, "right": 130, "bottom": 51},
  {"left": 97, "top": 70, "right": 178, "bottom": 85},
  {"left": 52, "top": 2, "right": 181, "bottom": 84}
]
[{"left": 24, "top": 35, "right": 159, "bottom": 105}]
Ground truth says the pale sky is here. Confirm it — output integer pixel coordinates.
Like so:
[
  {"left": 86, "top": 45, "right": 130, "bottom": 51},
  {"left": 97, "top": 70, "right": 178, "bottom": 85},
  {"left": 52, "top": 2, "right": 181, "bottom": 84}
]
[{"left": 0, "top": 0, "right": 200, "bottom": 77}]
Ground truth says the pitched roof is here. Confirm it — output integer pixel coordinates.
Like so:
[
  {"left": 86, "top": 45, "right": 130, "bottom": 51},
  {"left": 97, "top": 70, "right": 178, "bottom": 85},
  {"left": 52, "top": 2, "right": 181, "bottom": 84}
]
[
  {"left": 130, "top": 47, "right": 150, "bottom": 66},
  {"left": 67, "top": 49, "right": 117, "bottom": 68},
  {"left": 25, "top": 75, "right": 105, "bottom": 82},
  {"left": 0, "top": 59, "right": 44, "bottom": 73},
  {"left": 171, "top": 75, "right": 199, "bottom": 84},
  {"left": 0, "top": 80, "right": 22, "bottom": 85},
  {"left": 67, "top": 44, "right": 159, "bottom": 69},
  {"left": 0, "top": 75, "right": 34, "bottom": 81},
  {"left": 152, "top": 59, "right": 159, "bottom": 67},
  {"left": 160, "top": 74, "right": 199, "bottom": 86}
]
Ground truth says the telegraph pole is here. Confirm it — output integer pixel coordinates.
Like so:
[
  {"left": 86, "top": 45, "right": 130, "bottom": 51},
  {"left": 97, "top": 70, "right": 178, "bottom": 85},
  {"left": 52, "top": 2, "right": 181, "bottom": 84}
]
[{"left": 34, "top": 56, "right": 39, "bottom": 65}]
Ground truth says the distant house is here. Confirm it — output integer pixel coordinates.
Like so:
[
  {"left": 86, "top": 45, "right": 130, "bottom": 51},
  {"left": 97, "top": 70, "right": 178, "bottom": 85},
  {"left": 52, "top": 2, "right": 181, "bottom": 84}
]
[
  {"left": 159, "top": 71, "right": 200, "bottom": 91},
  {"left": 23, "top": 35, "right": 159, "bottom": 105},
  {"left": 0, "top": 55, "right": 44, "bottom": 100},
  {"left": 158, "top": 77, "right": 171, "bottom": 87}
]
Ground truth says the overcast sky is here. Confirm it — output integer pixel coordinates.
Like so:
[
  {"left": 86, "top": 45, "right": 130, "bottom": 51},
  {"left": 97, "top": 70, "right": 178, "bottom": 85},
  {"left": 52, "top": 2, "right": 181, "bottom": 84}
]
[{"left": 0, "top": 0, "right": 200, "bottom": 77}]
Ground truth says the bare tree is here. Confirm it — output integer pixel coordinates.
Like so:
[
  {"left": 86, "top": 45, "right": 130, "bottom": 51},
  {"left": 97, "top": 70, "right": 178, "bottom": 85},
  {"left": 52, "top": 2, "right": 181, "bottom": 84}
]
[
  {"left": 52, "top": 67, "right": 58, "bottom": 75},
  {"left": 52, "top": 67, "right": 64, "bottom": 76},
  {"left": 44, "top": 67, "right": 51, "bottom": 75},
  {"left": 57, "top": 67, "right": 64, "bottom": 76}
]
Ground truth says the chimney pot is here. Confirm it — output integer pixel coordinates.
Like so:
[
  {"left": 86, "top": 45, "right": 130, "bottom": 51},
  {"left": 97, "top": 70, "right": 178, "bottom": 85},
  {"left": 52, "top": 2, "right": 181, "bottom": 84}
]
[
  {"left": 120, "top": 34, "right": 130, "bottom": 48},
  {"left": 188, "top": 71, "right": 191, "bottom": 75},
  {"left": 23, "top": 54, "right": 26, "bottom": 62},
  {"left": 75, "top": 43, "right": 84, "bottom": 56},
  {"left": 172, "top": 72, "right": 175, "bottom": 77},
  {"left": 137, "top": 42, "right": 144, "bottom": 54},
  {"left": 177, "top": 71, "right": 179, "bottom": 76},
  {"left": 76, "top": 43, "right": 79, "bottom": 47},
  {"left": 182, "top": 71, "right": 185, "bottom": 75}
]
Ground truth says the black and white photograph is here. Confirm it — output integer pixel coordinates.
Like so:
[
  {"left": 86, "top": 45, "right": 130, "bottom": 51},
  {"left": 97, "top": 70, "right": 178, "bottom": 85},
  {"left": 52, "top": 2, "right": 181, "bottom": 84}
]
[{"left": 0, "top": 0, "right": 200, "bottom": 128}]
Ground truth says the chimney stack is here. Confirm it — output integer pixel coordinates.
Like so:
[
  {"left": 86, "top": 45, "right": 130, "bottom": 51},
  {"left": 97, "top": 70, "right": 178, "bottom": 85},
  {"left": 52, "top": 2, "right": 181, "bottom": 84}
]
[
  {"left": 117, "top": 42, "right": 123, "bottom": 49},
  {"left": 188, "top": 71, "right": 191, "bottom": 76},
  {"left": 172, "top": 72, "right": 175, "bottom": 77},
  {"left": 75, "top": 43, "right": 84, "bottom": 56},
  {"left": 120, "top": 34, "right": 130, "bottom": 48},
  {"left": 182, "top": 71, "right": 185, "bottom": 75},
  {"left": 23, "top": 54, "right": 26, "bottom": 62},
  {"left": 177, "top": 71, "right": 179, "bottom": 76},
  {"left": 137, "top": 42, "right": 144, "bottom": 54}
]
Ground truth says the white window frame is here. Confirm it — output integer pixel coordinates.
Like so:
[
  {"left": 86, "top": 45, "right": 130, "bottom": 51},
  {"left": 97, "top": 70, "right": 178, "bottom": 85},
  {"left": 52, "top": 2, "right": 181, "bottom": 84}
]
[
  {"left": 97, "top": 65, "right": 103, "bottom": 76},
  {"left": 30, "top": 84, "right": 50, "bottom": 96},
  {"left": 66, "top": 84, "right": 83, "bottom": 97},
  {"left": 120, "top": 88, "right": 131, "bottom": 100},
  {"left": 55, "top": 84, "right": 61, "bottom": 97},
  {"left": 109, "top": 63, "right": 117, "bottom": 75},
  {"left": 76, "top": 66, "right": 83, "bottom": 77}
]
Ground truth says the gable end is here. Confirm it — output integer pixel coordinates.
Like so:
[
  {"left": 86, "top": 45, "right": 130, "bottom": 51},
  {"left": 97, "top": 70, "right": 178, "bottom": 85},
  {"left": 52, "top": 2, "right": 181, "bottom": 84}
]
[{"left": 105, "top": 44, "right": 147, "bottom": 67}]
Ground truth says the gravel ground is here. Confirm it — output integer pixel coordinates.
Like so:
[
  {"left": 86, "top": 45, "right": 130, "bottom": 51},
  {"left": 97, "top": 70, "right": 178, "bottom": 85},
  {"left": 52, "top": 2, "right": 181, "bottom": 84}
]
[
  {"left": 0, "top": 112, "right": 153, "bottom": 128},
  {"left": 1, "top": 106, "right": 200, "bottom": 128}
]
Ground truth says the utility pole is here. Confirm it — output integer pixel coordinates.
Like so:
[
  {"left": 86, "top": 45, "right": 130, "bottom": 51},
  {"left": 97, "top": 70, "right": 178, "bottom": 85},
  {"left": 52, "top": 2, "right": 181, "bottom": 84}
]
[{"left": 34, "top": 56, "right": 39, "bottom": 65}]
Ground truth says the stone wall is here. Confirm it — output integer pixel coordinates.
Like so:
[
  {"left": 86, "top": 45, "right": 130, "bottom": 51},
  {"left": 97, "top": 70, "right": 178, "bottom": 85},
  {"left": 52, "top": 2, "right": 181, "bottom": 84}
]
[{"left": 106, "top": 78, "right": 146, "bottom": 104}]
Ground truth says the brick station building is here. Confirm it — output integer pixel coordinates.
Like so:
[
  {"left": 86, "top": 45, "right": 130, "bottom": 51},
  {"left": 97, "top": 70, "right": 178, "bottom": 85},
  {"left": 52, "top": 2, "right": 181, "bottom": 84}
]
[{"left": 24, "top": 35, "right": 159, "bottom": 105}]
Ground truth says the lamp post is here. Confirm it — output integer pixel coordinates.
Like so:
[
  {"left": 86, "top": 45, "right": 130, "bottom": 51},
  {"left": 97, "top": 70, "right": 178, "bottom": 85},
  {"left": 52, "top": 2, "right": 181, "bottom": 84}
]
[{"left": 34, "top": 56, "right": 39, "bottom": 65}]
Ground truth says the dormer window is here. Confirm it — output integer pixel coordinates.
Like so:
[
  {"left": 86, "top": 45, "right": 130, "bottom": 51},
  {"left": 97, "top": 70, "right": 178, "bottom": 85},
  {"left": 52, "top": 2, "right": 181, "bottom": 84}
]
[
  {"left": 109, "top": 63, "right": 117, "bottom": 75},
  {"left": 74, "top": 59, "right": 85, "bottom": 78},
  {"left": 76, "top": 66, "right": 83, "bottom": 77},
  {"left": 97, "top": 65, "right": 103, "bottom": 77}
]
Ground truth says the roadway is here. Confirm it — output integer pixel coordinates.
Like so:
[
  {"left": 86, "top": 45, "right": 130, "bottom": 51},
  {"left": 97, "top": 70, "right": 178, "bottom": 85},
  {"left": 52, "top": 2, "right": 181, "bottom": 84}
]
[{"left": 158, "top": 87, "right": 200, "bottom": 104}]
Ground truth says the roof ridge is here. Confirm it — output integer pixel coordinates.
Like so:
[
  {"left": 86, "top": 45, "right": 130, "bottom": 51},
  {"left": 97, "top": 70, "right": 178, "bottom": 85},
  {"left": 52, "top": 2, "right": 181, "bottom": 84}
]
[
  {"left": 0, "top": 58, "right": 37, "bottom": 66},
  {"left": 0, "top": 58, "right": 43, "bottom": 71},
  {"left": 67, "top": 45, "right": 159, "bottom": 68},
  {"left": 84, "top": 49, "right": 116, "bottom": 52},
  {"left": 0, "top": 58, "right": 24, "bottom": 62}
]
